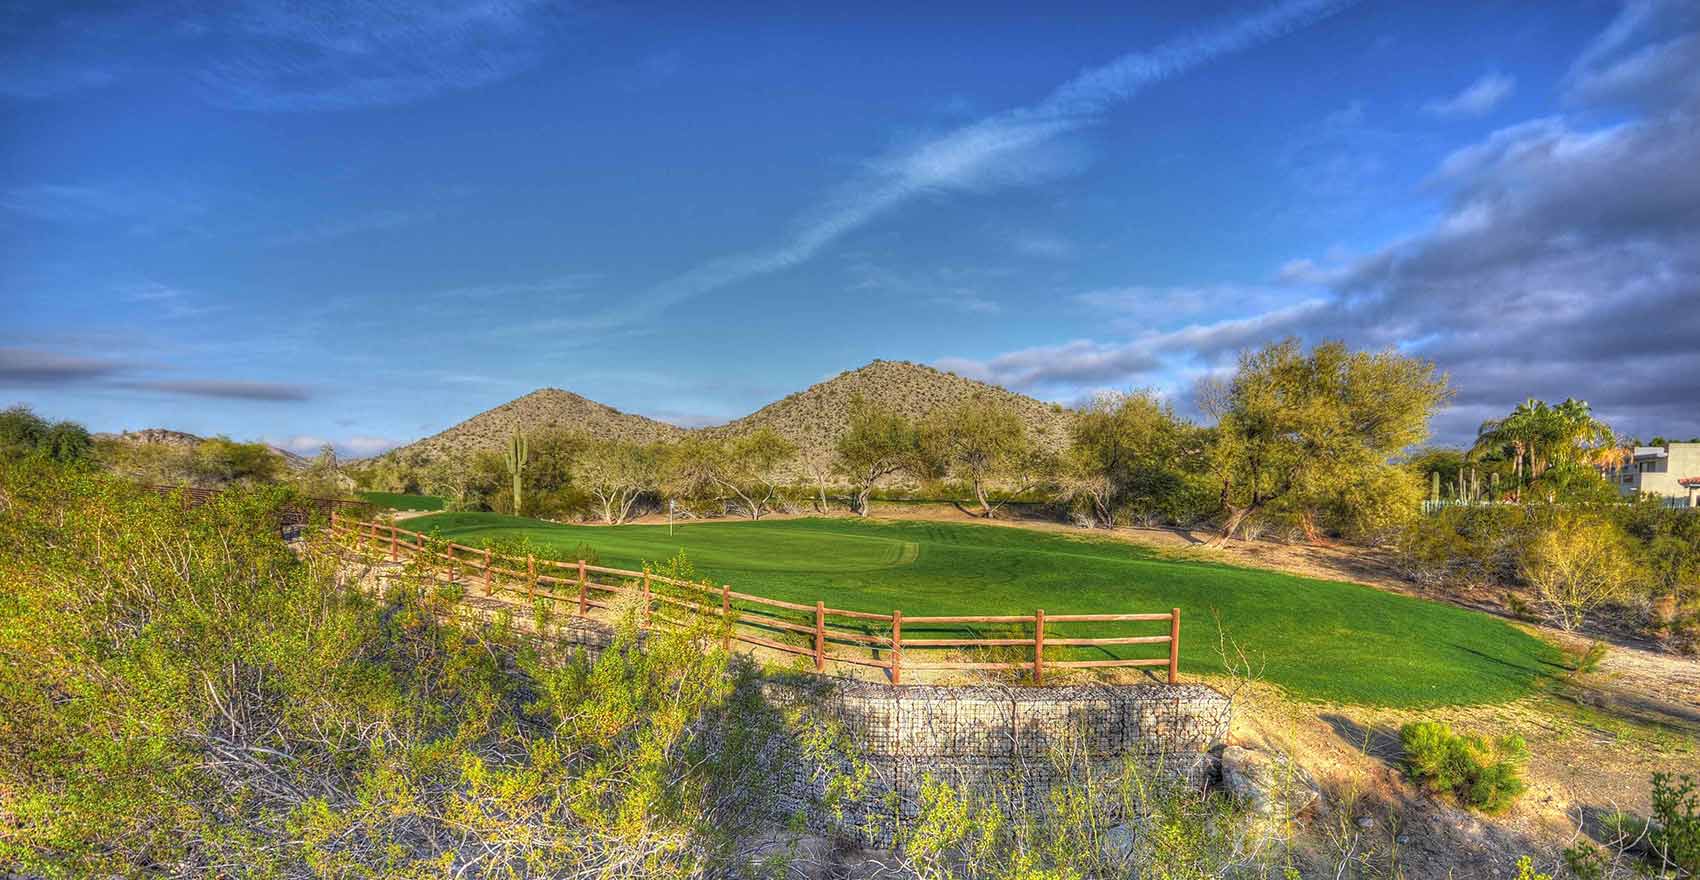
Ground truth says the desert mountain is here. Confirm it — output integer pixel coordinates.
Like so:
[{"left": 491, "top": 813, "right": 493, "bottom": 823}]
[
  {"left": 376, "top": 361, "right": 1073, "bottom": 469},
  {"left": 698, "top": 360, "right": 1073, "bottom": 469},
  {"left": 382, "top": 388, "right": 689, "bottom": 463}
]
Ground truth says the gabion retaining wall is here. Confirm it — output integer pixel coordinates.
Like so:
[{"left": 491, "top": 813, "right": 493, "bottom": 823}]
[{"left": 757, "top": 679, "right": 1232, "bottom": 845}]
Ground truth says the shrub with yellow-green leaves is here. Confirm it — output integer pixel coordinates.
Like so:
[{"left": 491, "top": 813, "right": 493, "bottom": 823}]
[{"left": 0, "top": 460, "right": 770, "bottom": 879}]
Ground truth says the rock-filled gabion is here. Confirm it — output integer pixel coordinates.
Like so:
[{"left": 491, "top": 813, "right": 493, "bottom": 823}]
[{"left": 757, "top": 679, "right": 1232, "bottom": 846}]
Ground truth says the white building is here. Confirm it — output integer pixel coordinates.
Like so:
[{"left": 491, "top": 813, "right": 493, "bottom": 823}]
[{"left": 1602, "top": 443, "right": 1700, "bottom": 507}]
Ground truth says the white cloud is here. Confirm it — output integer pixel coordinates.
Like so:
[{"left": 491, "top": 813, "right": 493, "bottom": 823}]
[
  {"left": 1423, "top": 72, "right": 1515, "bottom": 118},
  {"left": 935, "top": 299, "right": 1328, "bottom": 391},
  {"left": 266, "top": 434, "right": 399, "bottom": 457}
]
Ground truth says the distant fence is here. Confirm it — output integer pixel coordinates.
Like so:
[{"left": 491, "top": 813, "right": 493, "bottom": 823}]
[{"left": 328, "top": 513, "right": 1181, "bottom": 687}]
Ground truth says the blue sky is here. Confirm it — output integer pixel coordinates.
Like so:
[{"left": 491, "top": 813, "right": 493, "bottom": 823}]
[{"left": 6, "top": 0, "right": 1699, "bottom": 455}]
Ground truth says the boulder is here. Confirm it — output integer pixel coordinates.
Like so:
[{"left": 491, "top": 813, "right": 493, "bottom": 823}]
[{"left": 1220, "top": 744, "right": 1321, "bottom": 818}]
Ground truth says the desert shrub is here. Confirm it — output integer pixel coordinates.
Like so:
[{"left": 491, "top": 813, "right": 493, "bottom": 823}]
[
  {"left": 0, "top": 459, "right": 770, "bottom": 878},
  {"left": 1519, "top": 511, "right": 1641, "bottom": 632},
  {"left": 1399, "top": 721, "right": 1528, "bottom": 813}
]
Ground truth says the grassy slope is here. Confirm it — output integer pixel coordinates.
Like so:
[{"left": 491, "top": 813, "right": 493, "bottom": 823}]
[
  {"left": 359, "top": 491, "right": 445, "bottom": 511},
  {"left": 406, "top": 512, "right": 1560, "bottom": 708}
]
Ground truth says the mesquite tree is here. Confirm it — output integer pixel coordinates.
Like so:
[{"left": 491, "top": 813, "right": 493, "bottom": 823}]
[
  {"left": 573, "top": 440, "right": 660, "bottom": 524},
  {"left": 1202, "top": 339, "right": 1449, "bottom": 544},
  {"left": 834, "top": 396, "right": 920, "bottom": 516},
  {"left": 919, "top": 395, "right": 1051, "bottom": 519}
]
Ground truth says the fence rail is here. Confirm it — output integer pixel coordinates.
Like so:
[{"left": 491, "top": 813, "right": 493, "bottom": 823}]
[{"left": 328, "top": 513, "right": 1180, "bottom": 686}]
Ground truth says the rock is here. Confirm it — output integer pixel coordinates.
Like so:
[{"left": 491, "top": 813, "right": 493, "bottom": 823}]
[
  {"left": 1220, "top": 744, "right": 1321, "bottom": 818},
  {"left": 1101, "top": 823, "right": 1136, "bottom": 862},
  {"left": 1357, "top": 815, "right": 1375, "bottom": 829}
]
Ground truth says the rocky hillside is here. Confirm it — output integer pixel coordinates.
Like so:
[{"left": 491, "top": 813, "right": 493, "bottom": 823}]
[
  {"left": 381, "top": 388, "right": 689, "bottom": 463},
  {"left": 375, "top": 362, "right": 1074, "bottom": 471},
  {"left": 699, "top": 360, "right": 1074, "bottom": 468}
]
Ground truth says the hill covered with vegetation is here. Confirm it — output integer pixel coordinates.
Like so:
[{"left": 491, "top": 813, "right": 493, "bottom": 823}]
[
  {"left": 380, "top": 387, "right": 689, "bottom": 463},
  {"left": 699, "top": 360, "right": 1074, "bottom": 470},
  {"left": 375, "top": 360, "right": 1073, "bottom": 468}
]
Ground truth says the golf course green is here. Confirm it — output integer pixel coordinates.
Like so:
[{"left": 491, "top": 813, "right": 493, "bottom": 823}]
[{"left": 403, "top": 512, "right": 1561, "bottom": 708}]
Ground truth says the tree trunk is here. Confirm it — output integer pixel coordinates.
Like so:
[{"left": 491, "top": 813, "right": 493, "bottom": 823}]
[
  {"left": 974, "top": 481, "right": 994, "bottom": 519},
  {"left": 1212, "top": 504, "right": 1257, "bottom": 546}
]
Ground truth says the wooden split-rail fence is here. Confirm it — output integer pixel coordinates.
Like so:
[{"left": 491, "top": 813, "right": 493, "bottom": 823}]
[{"left": 329, "top": 513, "right": 1181, "bottom": 686}]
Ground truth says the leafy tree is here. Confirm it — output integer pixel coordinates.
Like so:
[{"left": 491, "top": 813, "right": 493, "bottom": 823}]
[
  {"left": 1519, "top": 511, "right": 1640, "bottom": 632},
  {"left": 0, "top": 405, "right": 92, "bottom": 463},
  {"left": 573, "top": 440, "right": 661, "bottom": 524},
  {"left": 833, "top": 396, "right": 920, "bottom": 516},
  {"left": 1062, "top": 391, "right": 1196, "bottom": 528},
  {"left": 1201, "top": 339, "right": 1450, "bottom": 543},
  {"left": 919, "top": 395, "right": 1052, "bottom": 519}
]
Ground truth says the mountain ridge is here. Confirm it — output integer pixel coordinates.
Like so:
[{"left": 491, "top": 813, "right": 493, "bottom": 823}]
[{"left": 373, "top": 360, "right": 1075, "bottom": 467}]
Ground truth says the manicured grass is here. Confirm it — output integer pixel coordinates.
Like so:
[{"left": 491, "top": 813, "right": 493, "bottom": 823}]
[
  {"left": 405, "top": 512, "right": 1561, "bottom": 708},
  {"left": 359, "top": 491, "right": 445, "bottom": 512}
]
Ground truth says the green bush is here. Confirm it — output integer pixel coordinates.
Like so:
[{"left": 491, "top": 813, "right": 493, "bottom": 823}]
[
  {"left": 1399, "top": 721, "right": 1528, "bottom": 813},
  {"left": 1650, "top": 772, "right": 1700, "bottom": 876}
]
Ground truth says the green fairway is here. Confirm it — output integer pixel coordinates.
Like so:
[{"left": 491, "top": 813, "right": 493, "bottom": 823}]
[
  {"left": 359, "top": 491, "right": 445, "bottom": 511},
  {"left": 404, "top": 512, "right": 1560, "bottom": 707}
]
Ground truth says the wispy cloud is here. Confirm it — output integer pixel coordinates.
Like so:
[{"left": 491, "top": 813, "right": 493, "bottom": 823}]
[
  {"left": 1010, "top": 231, "right": 1079, "bottom": 260},
  {"left": 1, "top": 0, "right": 558, "bottom": 110},
  {"left": 1423, "top": 72, "right": 1515, "bottom": 118},
  {"left": 935, "top": 299, "right": 1329, "bottom": 391},
  {"left": 0, "top": 348, "right": 122, "bottom": 385},
  {"left": 114, "top": 380, "right": 311, "bottom": 402},
  {"left": 0, "top": 346, "right": 309, "bottom": 402},
  {"left": 428, "top": 274, "right": 601, "bottom": 300},
  {"left": 121, "top": 282, "right": 223, "bottom": 319},
  {"left": 267, "top": 208, "right": 435, "bottom": 246},
  {"left": 589, "top": 0, "right": 1353, "bottom": 327}
]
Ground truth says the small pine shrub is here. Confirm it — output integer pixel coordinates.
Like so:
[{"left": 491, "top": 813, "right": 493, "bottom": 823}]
[
  {"left": 1399, "top": 721, "right": 1529, "bottom": 813},
  {"left": 1562, "top": 842, "right": 1606, "bottom": 880},
  {"left": 1567, "top": 640, "right": 1609, "bottom": 679},
  {"left": 1649, "top": 772, "right": 1700, "bottom": 876}
]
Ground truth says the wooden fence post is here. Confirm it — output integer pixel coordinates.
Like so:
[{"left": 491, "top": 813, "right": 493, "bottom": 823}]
[
  {"left": 891, "top": 609, "right": 903, "bottom": 685},
  {"left": 527, "top": 554, "right": 537, "bottom": 602},
  {"left": 814, "top": 601, "right": 825, "bottom": 672},
  {"left": 483, "top": 548, "right": 493, "bottom": 595},
  {"left": 721, "top": 586, "right": 732, "bottom": 650},
  {"left": 389, "top": 526, "right": 398, "bottom": 562},
  {"left": 330, "top": 510, "right": 338, "bottom": 534},
  {"left": 641, "top": 572, "right": 652, "bottom": 627},
  {"left": 1034, "top": 608, "right": 1045, "bottom": 686},
  {"left": 577, "top": 560, "right": 588, "bottom": 615},
  {"left": 1168, "top": 607, "right": 1181, "bottom": 686}
]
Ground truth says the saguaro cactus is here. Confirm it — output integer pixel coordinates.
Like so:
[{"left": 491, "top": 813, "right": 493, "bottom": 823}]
[
  {"left": 1431, "top": 471, "right": 1441, "bottom": 502},
  {"left": 506, "top": 430, "right": 529, "bottom": 515}
]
